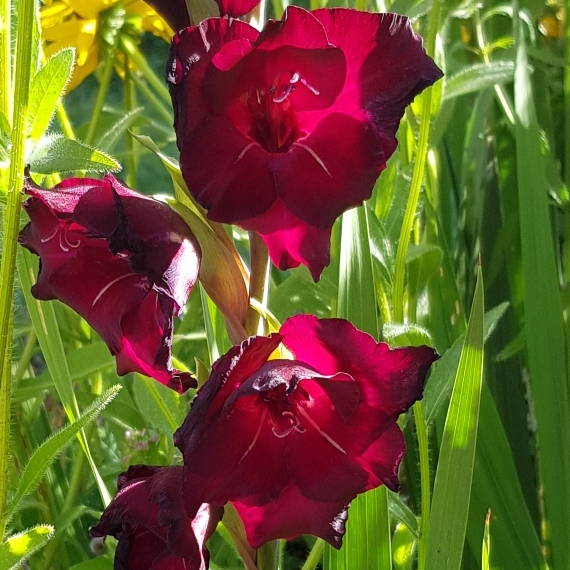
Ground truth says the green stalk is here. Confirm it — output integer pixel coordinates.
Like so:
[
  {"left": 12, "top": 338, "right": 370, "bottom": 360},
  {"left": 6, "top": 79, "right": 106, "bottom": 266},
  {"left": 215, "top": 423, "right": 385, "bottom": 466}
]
[
  {"left": 0, "top": 0, "right": 11, "bottom": 121},
  {"left": 414, "top": 401, "right": 430, "bottom": 570},
  {"left": 85, "top": 47, "right": 116, "bottom": 145},
  {"left": 391, "top": 0, "right": 441, "bottom": 323},
  {"left": 244, "top": 232, "right": 269, "bottom": 336},
  {"left": 56, "top": 101, "right": 75, "bottom": 140},
  {"left": 129, "top": 68, "right": 173, "bottom": 124},
  {"left": 0, "top": 0, "right": 35, "bottom": 538},
  {"left": 12, "top": 329, "right": 37, "bottom": 389},
  {"left": 119, "top": 34, "right": 172, "bottom": 106},
  {"left": 301, "top": 539, "right": 324, "bottom": 570},
  {"left": 124, "top": 58, "right": 138, "bottom": 188}
]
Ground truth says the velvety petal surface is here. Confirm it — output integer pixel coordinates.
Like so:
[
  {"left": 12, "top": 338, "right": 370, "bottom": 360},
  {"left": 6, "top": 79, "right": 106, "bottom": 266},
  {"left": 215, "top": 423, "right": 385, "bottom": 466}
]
[
  {"left": 313, "top": 9, "right": 443, "bottom": 160},
  {"left": 91, "top": 466, "right": 220, "bottom": 570},
  {"left": 19, "top": 176, "right": 200, "bottom": 392},
  {"left": 233, "top": 484, "right": 349, "bottom": 547},
  {"left": 215, "top": 0, "right": 260, "bottom": 18},
  {"left": 175, "top": 315, "right": 437, "bottom": 548},
  {"left": 240, "top": 201, "right": 332, "bottom": 281},
  {"left": 170, "top": 8, "right": 441, "bottom": 277},
  {"left": 280, "top": 314, "right": 437, "bottom": 414},
  {"left": 271, "top": 112, "right": 384, "bottom": 228}
]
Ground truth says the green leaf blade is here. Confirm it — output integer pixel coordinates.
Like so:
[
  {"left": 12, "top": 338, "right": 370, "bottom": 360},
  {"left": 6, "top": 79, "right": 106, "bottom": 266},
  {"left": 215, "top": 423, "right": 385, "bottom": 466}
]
[
  {"left": 27, "top": 135, "right": 120, "bottom": 174},
  {"left": 425, "top": 267, "right": 485, "bottom": 569}
]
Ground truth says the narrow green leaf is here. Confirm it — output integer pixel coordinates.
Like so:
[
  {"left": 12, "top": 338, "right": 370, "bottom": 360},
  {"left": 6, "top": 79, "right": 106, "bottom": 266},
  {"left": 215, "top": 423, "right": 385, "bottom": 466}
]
[
  {"left": 406, "top": 244, "right": 443, "bottom": 299},
  {"left": 325, "top": 206, "right": 390, "bottom": 570},
  {"left": 200, "top": 285, "right": 232, "bottom": 365},
  {"left": 0, "top": 525, "right": 54, "bottom": 570},
  {"left": 337, "top": 207, "right": 379, "bottom": 336},
  {"left": 467, "top": 387, "right": 547, "bottom": 570},
  {"left": 514, "top": 11, "right": 570, "bottom": 569},
  {"left": 133, "top": 373, "right": 181, "bottom": 436},
  {"left": 442, "top": 61, "right": 515, "bottom": 101},
  {"left": 96, "top": 108, "right": 143, "bottom": 152},
  {"left": 27, "top": 134, "right": 120, "bottom": 174},
  {"left": 69, "top": 558, "right": 114, "bottom": 570},
  {"left": 423, "top": 302, "right": 507, "bottom": 424},
  {"left": 14, "top": 341, "right": 114, "bottom": 402},
  {"left": 27, "top": 48, "right": 74, "bottom": 140},
  {"left": 17, "top": 249, "right": 112, "bottom": 505},
  {"left": 425, "top": 266, "right": 484, "bottom": 569},
  {"left": 3, "top": 386, "right": 120, "bottom": 522},
  {"left": 387, "top": 489, "right": 419, "bottom": 537}
]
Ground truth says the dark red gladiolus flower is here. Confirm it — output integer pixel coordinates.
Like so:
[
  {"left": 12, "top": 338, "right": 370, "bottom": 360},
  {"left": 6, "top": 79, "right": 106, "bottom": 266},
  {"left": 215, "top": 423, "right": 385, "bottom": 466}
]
[
  {"left": 174, "top": 314, "right": 437, "bottom": 547},
  {"left": 168, "top": 7, "right": 443, "bottom": 279},
  {"left": 91, "top": 466, "right": 223, "bottom": 570},
  {"left": 19, "top": 174, "right": 200, "bottom": 393}
]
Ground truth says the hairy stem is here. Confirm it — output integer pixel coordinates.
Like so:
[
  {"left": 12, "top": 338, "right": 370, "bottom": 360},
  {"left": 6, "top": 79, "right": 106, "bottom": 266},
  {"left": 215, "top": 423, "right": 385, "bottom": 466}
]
[{"left": 0, "top": 0, "right": 36, "bottom": 536}]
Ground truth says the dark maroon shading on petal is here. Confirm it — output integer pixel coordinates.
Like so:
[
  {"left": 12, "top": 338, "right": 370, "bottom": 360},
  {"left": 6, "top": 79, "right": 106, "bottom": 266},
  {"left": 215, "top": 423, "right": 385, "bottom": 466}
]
[
  {"left": 272, "top": 113, "right": 383, "bottom": 228},
  {"left": 215, "top": 0, "right": 259, "bottom": 18},
  {"left": 91, "top": 466, "right": 221, "bottom": 570},
  {"left": 168, "top": 19, "right": 259, "bottom": 136},
  {"left": 142, "top": 0, "right": 191, "bottom": 32},
  {"left": 240, "top": 201, "right": 332, "bottom": 281},
  {"left": 233, "top": 485, "right": 348, "bottom": 548},
  {"left": 178, "top": 114, "right": 276, "bottom": 222}
]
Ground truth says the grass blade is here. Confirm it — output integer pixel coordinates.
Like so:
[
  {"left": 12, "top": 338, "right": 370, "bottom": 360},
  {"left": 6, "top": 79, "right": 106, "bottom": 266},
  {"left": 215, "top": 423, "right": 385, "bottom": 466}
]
[
  {"left": 425, "top": 266, "right": 484, "bottom": 569},
  {"left": 324, "top": 206, "right": 391, "bottom": 570},
  {"left": 513, "top": 10, "right": 570, "bottom": 569}
]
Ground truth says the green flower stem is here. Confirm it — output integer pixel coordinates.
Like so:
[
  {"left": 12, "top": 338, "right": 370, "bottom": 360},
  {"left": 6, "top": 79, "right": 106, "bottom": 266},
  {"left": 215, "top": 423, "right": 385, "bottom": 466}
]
[
  {"left": 301, "top": 539, "right": 324, "bottom": 570},
  {"left": 12, "top": 328, "right": 37, "bottom": 389},
  {"left": 124, "top": 60, "right": 138, "bottom": 188},
  {"left": 244, "top": 232, "right": 270, "bottom": 337},
  {"left": 119, "top": 34, "right": 172, "bottom": 106},
  {"left": 0, "top": 0, "right": 36, "bottom": 538},
  {"left": 56, "top": 101, "right": 76, "bottom": 140},
  {"left": 391, "top": 0, "right": 441, "bottom": 323},
  {"left": 129, "top": 68, "right": 173, "bottom": 124},
  {"left": 85, "top": 47, "right": 117, "bottom": 145},
  {"left": 414, "top": 400, "right": 430, "bottom": 570},
  {"left": 0, "top": 0, "right": 11, "bottom": 121}
]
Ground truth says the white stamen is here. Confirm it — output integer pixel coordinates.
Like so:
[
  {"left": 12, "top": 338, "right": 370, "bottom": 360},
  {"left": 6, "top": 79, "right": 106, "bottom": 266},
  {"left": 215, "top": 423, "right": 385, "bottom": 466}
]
[
  {"left": 300, "top": 77, "right": 320, "bottom": 96},
  {"left": 293, "top": 143, "right": 332, "bottom": 178},
  {"left": 236, "top": 142, "right": 256, "bottom": 162},
  {"left": 91, "top": 273, "right": 137, "bottom": 308},
  {"left": 290, "top": 72, "right": 300, "bottom": 84},
  {"left": 297, "top": 407, "right": 347, "bottom": 455},
  {"left": 240, "top": 408, "right": 267, "bottom": 462},
  {"left": 273, "top": 84, "right": 294, "bottom": 104},
  {"left": 40, "top": 225, "right": 59, "bottom": 244}
]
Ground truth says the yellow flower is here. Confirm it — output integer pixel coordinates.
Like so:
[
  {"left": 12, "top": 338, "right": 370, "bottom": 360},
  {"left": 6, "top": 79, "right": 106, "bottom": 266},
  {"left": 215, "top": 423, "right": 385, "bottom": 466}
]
[{"left": 40, "top": 0, "right": 174, "bottom": 91}]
